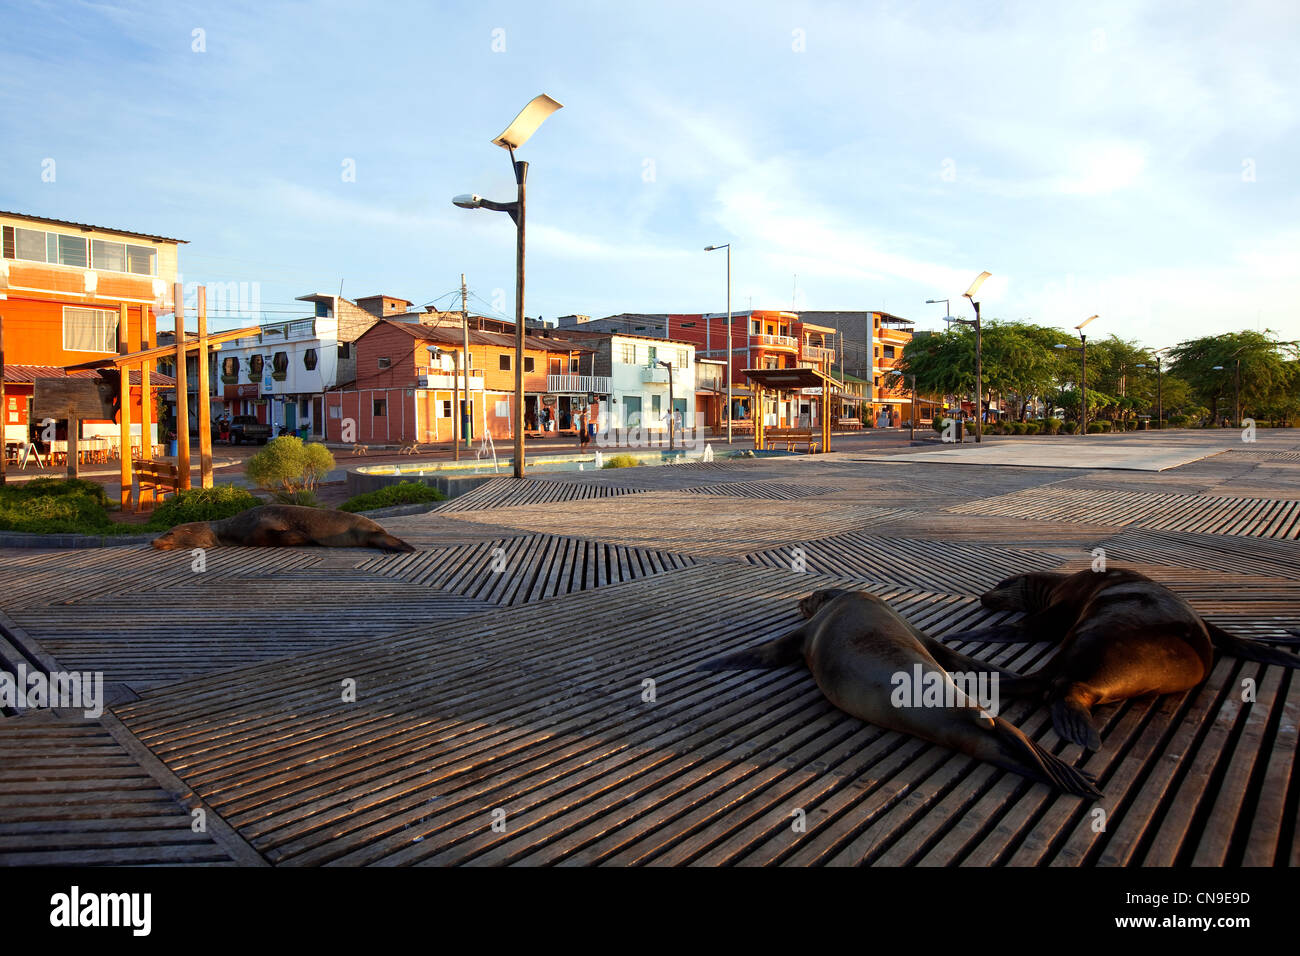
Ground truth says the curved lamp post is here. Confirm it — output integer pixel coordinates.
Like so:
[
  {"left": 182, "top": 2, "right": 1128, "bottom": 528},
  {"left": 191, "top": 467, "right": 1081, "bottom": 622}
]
[
  {"left": 948, "top": 272, "right": 991, "bottom": 442},
  {"left": 705, "top": 244, "right": 732, "bottom": 443},
  {"left": 1055, "top": 315, "right": 1098, "bottom": 434},
  {"left": 453, "top": 93, "right": 563, "bottom": 478}
]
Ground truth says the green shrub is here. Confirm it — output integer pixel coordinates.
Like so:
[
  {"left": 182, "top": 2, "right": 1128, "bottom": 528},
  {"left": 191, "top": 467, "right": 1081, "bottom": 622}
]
[
  {"left": 245, "top": 436, "right": 335, "bottom": 502},
  {"left": 602, "top": 454, "right": 642, "bottom": 469},
  {"left": 932, "top": 417, "right": 946, "bottom": 433},
  {"left": 1087, "top": 422, "right": 1106, "bottom": 433},
  {"left": 0, "top": 478, "right": 118, "bottom": 534},
  {"left": 1061, "top": 421, "right": 1079, "bottom": 434},
  {"left": 144, "top": 486, "right": 261, "bottom": 530},
  {"left": 340, "top": 481, "right": 446, "bottom": 513},
  {"left": 1023, "top": 422, "right": 1040, "bottom": 435},
  {"left": 1044, "top": 417, "right": 1063, "bottom": 435}
]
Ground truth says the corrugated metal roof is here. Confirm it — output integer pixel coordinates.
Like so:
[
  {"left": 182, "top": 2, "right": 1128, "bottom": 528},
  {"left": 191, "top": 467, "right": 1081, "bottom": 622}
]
[
  {"left": 0, "top": 211, "right": 187, "bottom": 244},
  {"left": 2, "top": 364, "right": 176, "bottom": 386},
  {"left": 377, "top": 319, "right": 594, "bottom": 353}
]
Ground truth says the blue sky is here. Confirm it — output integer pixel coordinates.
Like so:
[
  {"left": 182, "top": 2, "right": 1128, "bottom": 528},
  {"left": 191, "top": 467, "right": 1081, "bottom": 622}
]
[{"left": 2, "top": 0, "right": 1297, "bottom": 347}]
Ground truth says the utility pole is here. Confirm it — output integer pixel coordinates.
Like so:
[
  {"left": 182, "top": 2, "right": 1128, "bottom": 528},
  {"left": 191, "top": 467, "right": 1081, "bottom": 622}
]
[
  {"left": 461, "top": 273, "right": 471, "bottom": 451},
  {"left": 0, "top": 313, "right": 5, "bottom": 486}
]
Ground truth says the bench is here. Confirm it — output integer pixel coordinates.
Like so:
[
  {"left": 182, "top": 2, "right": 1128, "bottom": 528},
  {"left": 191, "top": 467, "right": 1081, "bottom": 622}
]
[
  {"left": 134, "top": 461, "right": 179, "bottom": 513},
  {"left": 833, "top": 418, "right": 862, "bottom": 431},
  {"left": 765, "top": 427, "right": 821, "bottom": 453}
]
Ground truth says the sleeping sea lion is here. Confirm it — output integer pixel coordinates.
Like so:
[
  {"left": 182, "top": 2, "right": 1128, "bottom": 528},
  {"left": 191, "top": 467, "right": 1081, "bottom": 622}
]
[
  {"left": 151, "top": 504, "right": 415, "bottom": 552},
  {"left": 941, "top": 568, "right": 1300, "bottom": 750},
  {"left": 698, "top": 588, "right": 1101, "bottom": 798}
]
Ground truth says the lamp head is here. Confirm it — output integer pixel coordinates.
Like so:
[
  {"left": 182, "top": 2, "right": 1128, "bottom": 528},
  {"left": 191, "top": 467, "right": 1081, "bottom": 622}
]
[
  {"left": 1076, "top": 315, "right": 1099, "bottom": 331},
  {"left": 1054, "top": 344, "right": 1069, "bottom": 350},
  {"left": 491, "top": 94, "right": 563, "bottom": 151},
  {"left": 963, "top": 271, "right": 991, "bottom": 299},
  {"left": 452, "top": 194, "right": 484, "bottom": 209},
  {"left": 705, "top": 244, "right": 729, "bottom": 252},
  {"left": 1213, "top": 365, "right": 1225, "bottom": 371}
]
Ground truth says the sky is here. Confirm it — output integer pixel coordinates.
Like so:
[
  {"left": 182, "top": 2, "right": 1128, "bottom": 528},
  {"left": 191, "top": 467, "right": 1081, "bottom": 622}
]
[{"left": 2, "top": 0, "right": 1297, "bottom": 348}]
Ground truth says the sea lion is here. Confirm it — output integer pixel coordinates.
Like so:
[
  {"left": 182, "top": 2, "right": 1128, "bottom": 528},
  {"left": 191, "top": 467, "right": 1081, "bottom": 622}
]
[
  {"left": 151, "top": 504, "right": 415, "bottom": 552},
  {"left": 941, "top": 568, "right": 1300, "bottom": 750},
  {"left": 697, "top": 588, "right": 1101, "bottom": 798}
]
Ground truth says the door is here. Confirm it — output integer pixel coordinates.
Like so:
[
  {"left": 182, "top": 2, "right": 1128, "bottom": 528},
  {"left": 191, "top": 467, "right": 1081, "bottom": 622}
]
[
  {"left": 285, "top": 403, "right": 296, "bottom": 430},
  {"left": 673, "top": 398, "right": 687, "bottom": 432},
  {"left": 312, "top": 397, "right": 323, "bottom": 435},
  {"left": 622, "top": 396, "right": 642, "bottom": 429}
]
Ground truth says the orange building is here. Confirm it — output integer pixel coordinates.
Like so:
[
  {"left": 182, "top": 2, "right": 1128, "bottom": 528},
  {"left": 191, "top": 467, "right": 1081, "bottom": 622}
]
[
  {"left": 325, "top": 319, "right": 592, "bottom": 445},
  {"left": 0, "top": 211, "right": 183, "bottom": 448}
]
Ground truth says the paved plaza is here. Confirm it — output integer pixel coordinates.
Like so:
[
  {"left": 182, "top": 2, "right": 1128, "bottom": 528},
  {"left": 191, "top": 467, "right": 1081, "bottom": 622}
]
[{"left": 1, "top": 431, "right": 1297, "bottom": 866}]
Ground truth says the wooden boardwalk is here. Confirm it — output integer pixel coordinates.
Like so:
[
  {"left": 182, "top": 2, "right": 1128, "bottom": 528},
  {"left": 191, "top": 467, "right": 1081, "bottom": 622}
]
[{"left": 1, "top": 433, "right": 1297, "bottom": 866}]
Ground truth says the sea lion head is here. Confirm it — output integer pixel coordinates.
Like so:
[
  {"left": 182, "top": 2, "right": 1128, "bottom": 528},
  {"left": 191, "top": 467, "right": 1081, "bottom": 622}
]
[
  {"left": 799, "top": 588, "right": 851, "bottom": 618},
  {"left": 151, "top": 521, "right": 219, "bottom": 550},
  {"left": 980, "top": 573, "right": 1035, "bottom": 611}
]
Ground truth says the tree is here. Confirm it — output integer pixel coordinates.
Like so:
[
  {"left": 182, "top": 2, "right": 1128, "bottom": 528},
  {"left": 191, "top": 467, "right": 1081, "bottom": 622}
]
[
  {"left": 245, "top": 436, "right": 335, "bottom": 504},
  {"left": 1167, "top": 331, "right": 1300, "bottom": 424}
]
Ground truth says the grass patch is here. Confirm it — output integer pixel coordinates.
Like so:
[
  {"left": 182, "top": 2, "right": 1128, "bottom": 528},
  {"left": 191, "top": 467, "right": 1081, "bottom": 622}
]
[
  {"left": 339, "top": 481, "right": 446, "bottom": 513},
  {"left": 0, "top": 478, "right": 124, "bottom": 535},
  {"left": 144, "top": 486, "right": 262, "bottom": 531}
]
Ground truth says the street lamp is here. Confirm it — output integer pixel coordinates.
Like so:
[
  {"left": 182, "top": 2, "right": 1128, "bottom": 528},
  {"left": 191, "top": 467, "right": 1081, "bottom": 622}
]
[
  {"left": 1135, "top": 346, "right": 1169, "bottom": 430},
  {"left": 658, "top": 359, "right": 676, "bottom": 450},
  {"left": 1055, "top": 315, "right": 1097, "bottom": 434},
  {"left": 925, "top": 298, "right": 951, "bottom": 331},
  {"left": 704, "top": 244, "right": 732, "bottom": 443},
  {"left": 452, "top": 93, "right": 563, "bottom": 478},
  {"left": 947, "top": 272, "right": 991, "bottom": 443}
]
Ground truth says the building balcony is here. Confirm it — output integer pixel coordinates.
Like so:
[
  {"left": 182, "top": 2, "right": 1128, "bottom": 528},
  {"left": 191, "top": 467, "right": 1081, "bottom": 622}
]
[
  {"left": 754, "top": 333, "right": 799, "bottom": 351},
  {"left": 417, "top": 370, "right": 486, "bottom": 391},
  {"left": 547, "top": 373, "right": 612, "bottom": 394},
  {"left": 640, "top": 365, "right": 671, "bottom": 384},
  {"left": 802, "top": 345, "right": 836, "bottom": 363}
]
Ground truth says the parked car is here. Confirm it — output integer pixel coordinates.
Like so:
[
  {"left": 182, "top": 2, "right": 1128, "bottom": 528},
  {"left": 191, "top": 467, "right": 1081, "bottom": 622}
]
[{"left": 227, "top": 415, "right": 271, "bottom": 445}]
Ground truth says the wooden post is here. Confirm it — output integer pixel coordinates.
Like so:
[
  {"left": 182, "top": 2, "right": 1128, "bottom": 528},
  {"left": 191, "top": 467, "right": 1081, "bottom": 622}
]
[
  {"left": 67, "top": 417, "right": 79, "bottom": 479},
  {"left": 118, "top": 303, "right": 133, "bottom": 508},
  {"left": 0, "top": 313, "right": 6, "bottom": 487},
  {"left": 822, "top": 384, "right": 831, "bottom": 453},
  {"left": 140, "top": 305, "right": 152, "bottom": 461},
  {"left": 197, "top": 286, "right": 213, "bottom": 488},
  {"left": 754, "top": 383, "right": 764, "bottom": 451},
  {"left": 173, "top": 283, "right": 191, "bottom": 489}
]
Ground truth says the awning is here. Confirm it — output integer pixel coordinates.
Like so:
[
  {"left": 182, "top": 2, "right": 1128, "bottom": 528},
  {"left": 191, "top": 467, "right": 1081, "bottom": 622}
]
[{"left": 743, "top": 367, "right": 842, "bottom": 392}]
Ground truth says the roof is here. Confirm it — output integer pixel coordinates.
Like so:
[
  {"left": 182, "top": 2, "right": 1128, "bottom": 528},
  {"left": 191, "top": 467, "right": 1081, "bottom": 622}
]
[
  {"left": 742, "top": 367, "right": 842, "bottom": 391},
  {"left": 0, "top": 211, "right": 187, "bottom": 244},
  {"left": 3, "top": 365, "right": 176, "bottom": 386},
  {"left": 374, "top": 319, "right": 593, "bottom": 353},
  {"left": 544, "top": 326, "right": 698, "bottom": 348}
]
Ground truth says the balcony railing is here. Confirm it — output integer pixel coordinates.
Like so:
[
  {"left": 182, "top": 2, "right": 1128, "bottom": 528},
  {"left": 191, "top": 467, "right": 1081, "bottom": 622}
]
[
  {"left": 802, "top": 345, "right": 836, "bottom": 363},
  {"left": 416, "top": 368, "right": 485, "bottom": 390},
  {"left": 754, "top": 333, "right": 798, "bottom": 350},
  {"left": 547, "top": 373, "right": 612, "bottom": 394}
]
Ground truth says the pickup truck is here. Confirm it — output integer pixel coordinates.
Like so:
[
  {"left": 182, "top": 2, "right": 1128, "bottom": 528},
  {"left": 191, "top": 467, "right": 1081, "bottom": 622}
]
[{"left": 226, "top": 415, "right": 271, "bottom": 445}]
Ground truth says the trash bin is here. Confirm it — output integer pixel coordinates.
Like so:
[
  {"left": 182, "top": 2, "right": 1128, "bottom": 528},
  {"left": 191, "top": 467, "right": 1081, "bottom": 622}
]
[
  {"left": 954, "top": 420, "right": 965, "bottom": 442},
  {"left": 1137, "top": 419, "right": 1148, "bottom": 431},
  {"left": 167, "top": 439, "right": 178, "bottom": 456}
]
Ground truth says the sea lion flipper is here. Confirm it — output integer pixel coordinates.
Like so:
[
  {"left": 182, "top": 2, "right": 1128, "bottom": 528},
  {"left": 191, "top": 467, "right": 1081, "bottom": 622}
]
[
  {"left": 1051, "top": 694, "right": 1103, "bottom": 751},
  {"left": 986, "top": 719, "right": 1102, "bottom": 798},
  {"left": 697, "top": 626, "right": 807, "bottom": 671},
  {"left": 1207, "top": 622, "right": 1300, "bottom": 669},
  {"left": 918, "top": 634, "right": 1029, "bottom": 684}
]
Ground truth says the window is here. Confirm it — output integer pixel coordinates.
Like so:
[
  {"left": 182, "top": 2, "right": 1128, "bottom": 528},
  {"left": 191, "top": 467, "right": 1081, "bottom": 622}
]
[
  {"left": 620, "top": 344, "right": 635, "bottom": 365},
  {"left": 338, "top": 342, "right": 351, "bottom": 359},
  {"left": 303, "top": 348, "right": 318, "bottom": 370},
  {"left": 651, "top": 394, "right": 662, "bottom": 416},
  {"left": 52, "top": 234, "right": 88, "bottom": 268},
  {"left": 569, "top": 356, "right": 579, "bottom": 372},
  {"left": 441, "top": 400, "right": 452, "bottom": 418},
  {"left": 373, "top": 399, "right": 387, "bottom": 416},
  {"left": 63, "top": 307, "right": 118, "bottom": 352},
  {"left": 272, "top": 352, "right": 289, "bottom": 379},
  {"left": 248, "top": 354, "right": 264, "bottom": 380},
  {"left": 329, "top": 406, "right": 341, "bottom": 419},
  {"left": 499, "top": 354, "right": 512, "bottom": 371},
  {"left": 378, "top": 357, "right": 391, "bottom": 369},
  {"left": 884, "top": 345, "right": 895, "bottom": 358},
  {"left": 648, "top": 346, "right": 657, "bottom": 366},
  {"left": 524, "top": 356, "right": 535, "bottom": 372},
  {"left": 751, "top": 320, "right": 761, "bottom": 334}
]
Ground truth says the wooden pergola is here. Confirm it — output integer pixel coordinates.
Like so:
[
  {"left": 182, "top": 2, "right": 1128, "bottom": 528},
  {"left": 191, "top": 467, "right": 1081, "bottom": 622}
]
[
  {"left": 743, "top": 366, "right": 842, "bottom": 453},
  {"left": 66, "top": 284, "right": 259, "bottom": 510}
]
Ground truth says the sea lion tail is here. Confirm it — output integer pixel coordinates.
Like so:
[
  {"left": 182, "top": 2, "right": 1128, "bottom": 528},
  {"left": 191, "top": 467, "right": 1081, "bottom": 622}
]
[
  {"left": 376, "top": 534, "right": 417, "bottom": 553},
  {"left": 1050, "top": 695, "right": 1103, "bottom": 751},
  {"left": 1207, "top": 622, "right": 1300, "bottom": 669},
  {"left": 697, "top": 627, "right": 805, "bottom": 671},
  {"left": 989, "top": 719, "right": 1102, "bottom": 798}
]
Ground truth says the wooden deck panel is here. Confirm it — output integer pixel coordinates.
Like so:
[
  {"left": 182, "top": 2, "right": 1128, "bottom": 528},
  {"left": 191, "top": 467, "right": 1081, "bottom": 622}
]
[{"left": 1, "top": 432, "right": 1297, "bottom": 866}]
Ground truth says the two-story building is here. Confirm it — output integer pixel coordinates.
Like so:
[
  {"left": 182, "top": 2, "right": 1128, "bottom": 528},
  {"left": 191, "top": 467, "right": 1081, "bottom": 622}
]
[
  {"left": 0, "top": 211, "right": 183, "bottom": 448},
  {"left": 209, "top": 292, "right": 381, "bottom": 436},
  {"left": 546, "top": 328, "right": 695, "bottom": 438},
  {"left": 798, "top": 310, "right": 916, "bottom": 425},
  {"left": 325, "top": 319, "right": 594, "bottom": 446}
]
